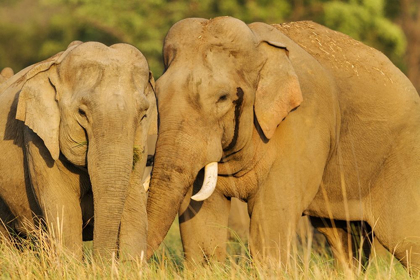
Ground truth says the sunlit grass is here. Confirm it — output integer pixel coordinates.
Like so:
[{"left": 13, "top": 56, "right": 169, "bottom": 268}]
[{"left": 0, "top": 220, "right": 410, "bottom": 279}]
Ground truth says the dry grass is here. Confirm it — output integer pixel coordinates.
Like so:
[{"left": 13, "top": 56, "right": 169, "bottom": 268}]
[{"left": 0, "top": 220, "right": 411, "bottom": 280}]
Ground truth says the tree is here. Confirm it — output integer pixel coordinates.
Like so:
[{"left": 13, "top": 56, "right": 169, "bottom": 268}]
[
  {"left": 289, "top": 0, "right": 407, "bottom": 70},
  {"left": 0, "top": 0, "right": 412, "bottom": 89},
  {"left": 36, "top": 0, "right": 292, "bottom": 75},
  {"left": 386, "top": 0, "right": 420, "bottom": 91}
]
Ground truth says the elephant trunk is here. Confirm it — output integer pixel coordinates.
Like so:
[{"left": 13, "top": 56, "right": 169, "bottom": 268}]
[
  {"left": 146, "top": 158, "right": 194, "bottom": 258},
  {"left": 146, "top": 128, "right": 221, "bottom": 258},
  {"left": 88, "top": 134, "right": 133, "bottom": 259}
]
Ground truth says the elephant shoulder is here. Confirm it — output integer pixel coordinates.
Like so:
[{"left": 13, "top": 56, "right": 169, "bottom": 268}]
[
  {"left": 273, "top": 21, "right": 396, "bottom": 77},
  {"left": 273, "top": 21, "right": 361, "bottom": 51},
  {"left": 274, "top": 21, "right": 416, "bottom": 97}
]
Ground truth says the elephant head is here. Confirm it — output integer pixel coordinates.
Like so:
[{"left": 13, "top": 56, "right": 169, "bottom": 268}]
[
  {"left": 147, "top": 17, "right": 302, "bottom": 256},
  {"left": 16, "top": 41, "right": 157, "bottom": 258}
]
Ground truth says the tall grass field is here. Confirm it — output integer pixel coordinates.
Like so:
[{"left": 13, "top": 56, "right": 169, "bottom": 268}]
[{"left": 0, "top": 219, "right": 411, "bottom": 279}]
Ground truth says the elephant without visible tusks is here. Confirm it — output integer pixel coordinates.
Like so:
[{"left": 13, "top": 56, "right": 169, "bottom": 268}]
[
  {"left": 0, "top": 41, "right": 157, "bottom": 261},
  {"left": 146, "top": 17, "right": 420, "bottom": 272}
]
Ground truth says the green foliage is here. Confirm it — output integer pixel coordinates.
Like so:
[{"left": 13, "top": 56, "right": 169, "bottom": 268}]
[
  {"left": 33, "top": 0, "right": 291, "bottom": 75},
  {"left": 322, "top": 0, "right": 406, "bottom": 68},
  {"left": 0, "top": 0, "right": 409, "bottom": 78},
  {"left": 132, "top": 146, "right": 143, "bottom": 170}
]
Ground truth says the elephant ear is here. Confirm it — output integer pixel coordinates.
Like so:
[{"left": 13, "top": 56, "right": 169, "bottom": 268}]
[
  {"left": 146, "top": 71, "right": 157, "bottom": 136},
  {"left": 16, "top": 41, "right": 82, "bottom": 160},
  {"left": 146, "top": 71, "right": 158, "bottom": 155},
  {"left": 249, "top": 23, "right": 303, "bottom": 139}
]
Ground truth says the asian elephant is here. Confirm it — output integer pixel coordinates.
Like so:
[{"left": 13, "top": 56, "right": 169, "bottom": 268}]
[
  {"left": 146, "top": 17, "right": 420, "bottom": 271},
  {"left": 0, "top": 41, "right": 157, "bottom": 260}
]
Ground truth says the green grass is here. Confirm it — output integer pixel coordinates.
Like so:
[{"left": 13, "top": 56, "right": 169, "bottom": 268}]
[{"left": 0, "top": 220, "right": 411, "bottom": 279}]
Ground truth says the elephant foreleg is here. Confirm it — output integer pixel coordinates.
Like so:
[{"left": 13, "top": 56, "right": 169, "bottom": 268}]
[
  {"left": 24, "top": 129, "right": 84, "bottom": 259},
  {"left": 248, "top": 196, "right": 301, "bottom": 267},
  {"left": 228, "top": 198, "right": 250, "bottom": 243},
  {"left": 178, "top": 182, "right": 231, "bottom": 264}
]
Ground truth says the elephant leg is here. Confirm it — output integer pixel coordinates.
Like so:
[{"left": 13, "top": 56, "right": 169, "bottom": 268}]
[
  {"left": 228, "top": 198, "right": 250, "bottom": 243},
  {"left": 178, "top": 179, "right": 231, "bottom": 264},
  {"left": 368, "top": 192, "right": 420, "bottom": 274},
  {"left": 0, "top": 166, "right": 41, "bottom": 239},
  {"left": 248, "top": 179, "right": 302, "bottom": 267},
  {"left": 40, "top": 191, "right": 83, "bottom": 258},
  {"left": 249, "top": 206, "right": 300, "bottom": 266},
  {"left": 310, "top": 217, "right": 372, "bottom": 269},
  {"left": 366, "top": 151, "right": 420, "bottom": 274},
  {"left": 25, "top": 130, "right": 83, "bottom": 259},
  {"left": 119, "top": 182, "right": 147, "bottom": 262}
]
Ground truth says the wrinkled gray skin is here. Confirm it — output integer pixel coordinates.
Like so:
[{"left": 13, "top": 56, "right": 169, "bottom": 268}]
[
  {"left": 0, "top": 41, "right": 157, "bottom": 260},
  {"left": 147, "top": 17, "right": 420, "bottom": 271}
]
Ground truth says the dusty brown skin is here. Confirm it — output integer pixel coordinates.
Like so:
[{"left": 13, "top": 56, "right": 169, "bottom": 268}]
[
  {"left": 147, "top": 17, "right": 420, "bottom": 270},
  {"left": 228, "top": 198, "right": 389, "bottom": 268},
  {"left": 0, "top": 41, "right": 157, "bottom": 260},
  {"left": 227, "top": 198, "right": 249, "bottom": 242}
]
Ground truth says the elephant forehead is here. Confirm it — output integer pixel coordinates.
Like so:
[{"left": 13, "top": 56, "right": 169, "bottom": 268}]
[
  {"left": 58, "top": 67, "right": 146, "bottom": 114},
  {"left": 95, "top": 72, "right": 147, "bottom": 101},
  {"left": 165, "top": 33, "right": 255, "bottom": 64},
  {"left": 164, "top": 17, "right": 258, "bottom": 67},
  {"left": 61, "top": 43, "right": 148, "bottom": 74},
  {"left": 77, "top": 83, "right": 144, "bottom": 114},
  {"left": 165, "top": 17, "right": 256, "bottom": 49},
  {"left": 60, "top": 58, "right": 148, "bottom": 93},
  {"left": 167, "top": 41, "right": 251, "bottom": 78}
]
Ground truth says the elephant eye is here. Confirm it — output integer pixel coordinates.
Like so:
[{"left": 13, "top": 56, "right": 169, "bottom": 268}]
[
  {"left": 78, "top": 108, "right": 87, "bottom": 117},
  {"left": 217, "top": 94, "right": 229, "bottom": 103},
  {"left": 77, "top": 105, "right": 89, "bottom": 125}
]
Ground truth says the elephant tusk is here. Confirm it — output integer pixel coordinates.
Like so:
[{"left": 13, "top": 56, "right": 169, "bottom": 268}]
[
  {"left": 142, "top": 165, "right": 152, "bottom": 192},
  {"left": 143, "top": 173, "right": 151, "bottom": 192},
  {"left": 191, "top": 162, "right": 218, "bottom": 201}
]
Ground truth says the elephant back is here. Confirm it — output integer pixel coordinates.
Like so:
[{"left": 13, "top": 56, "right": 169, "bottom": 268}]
[{"left": 274, "top": 21, "right": 416, "bottom": 96}]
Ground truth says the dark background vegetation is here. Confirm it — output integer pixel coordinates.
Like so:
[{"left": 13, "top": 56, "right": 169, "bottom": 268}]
[{"left": 0, "top": 0, "right": 419, "bottom": 91}]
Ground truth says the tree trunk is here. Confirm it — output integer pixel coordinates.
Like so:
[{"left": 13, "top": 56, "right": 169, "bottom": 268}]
[{"left": 400, "top": 0, "right": 420, "bottom": 92}]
